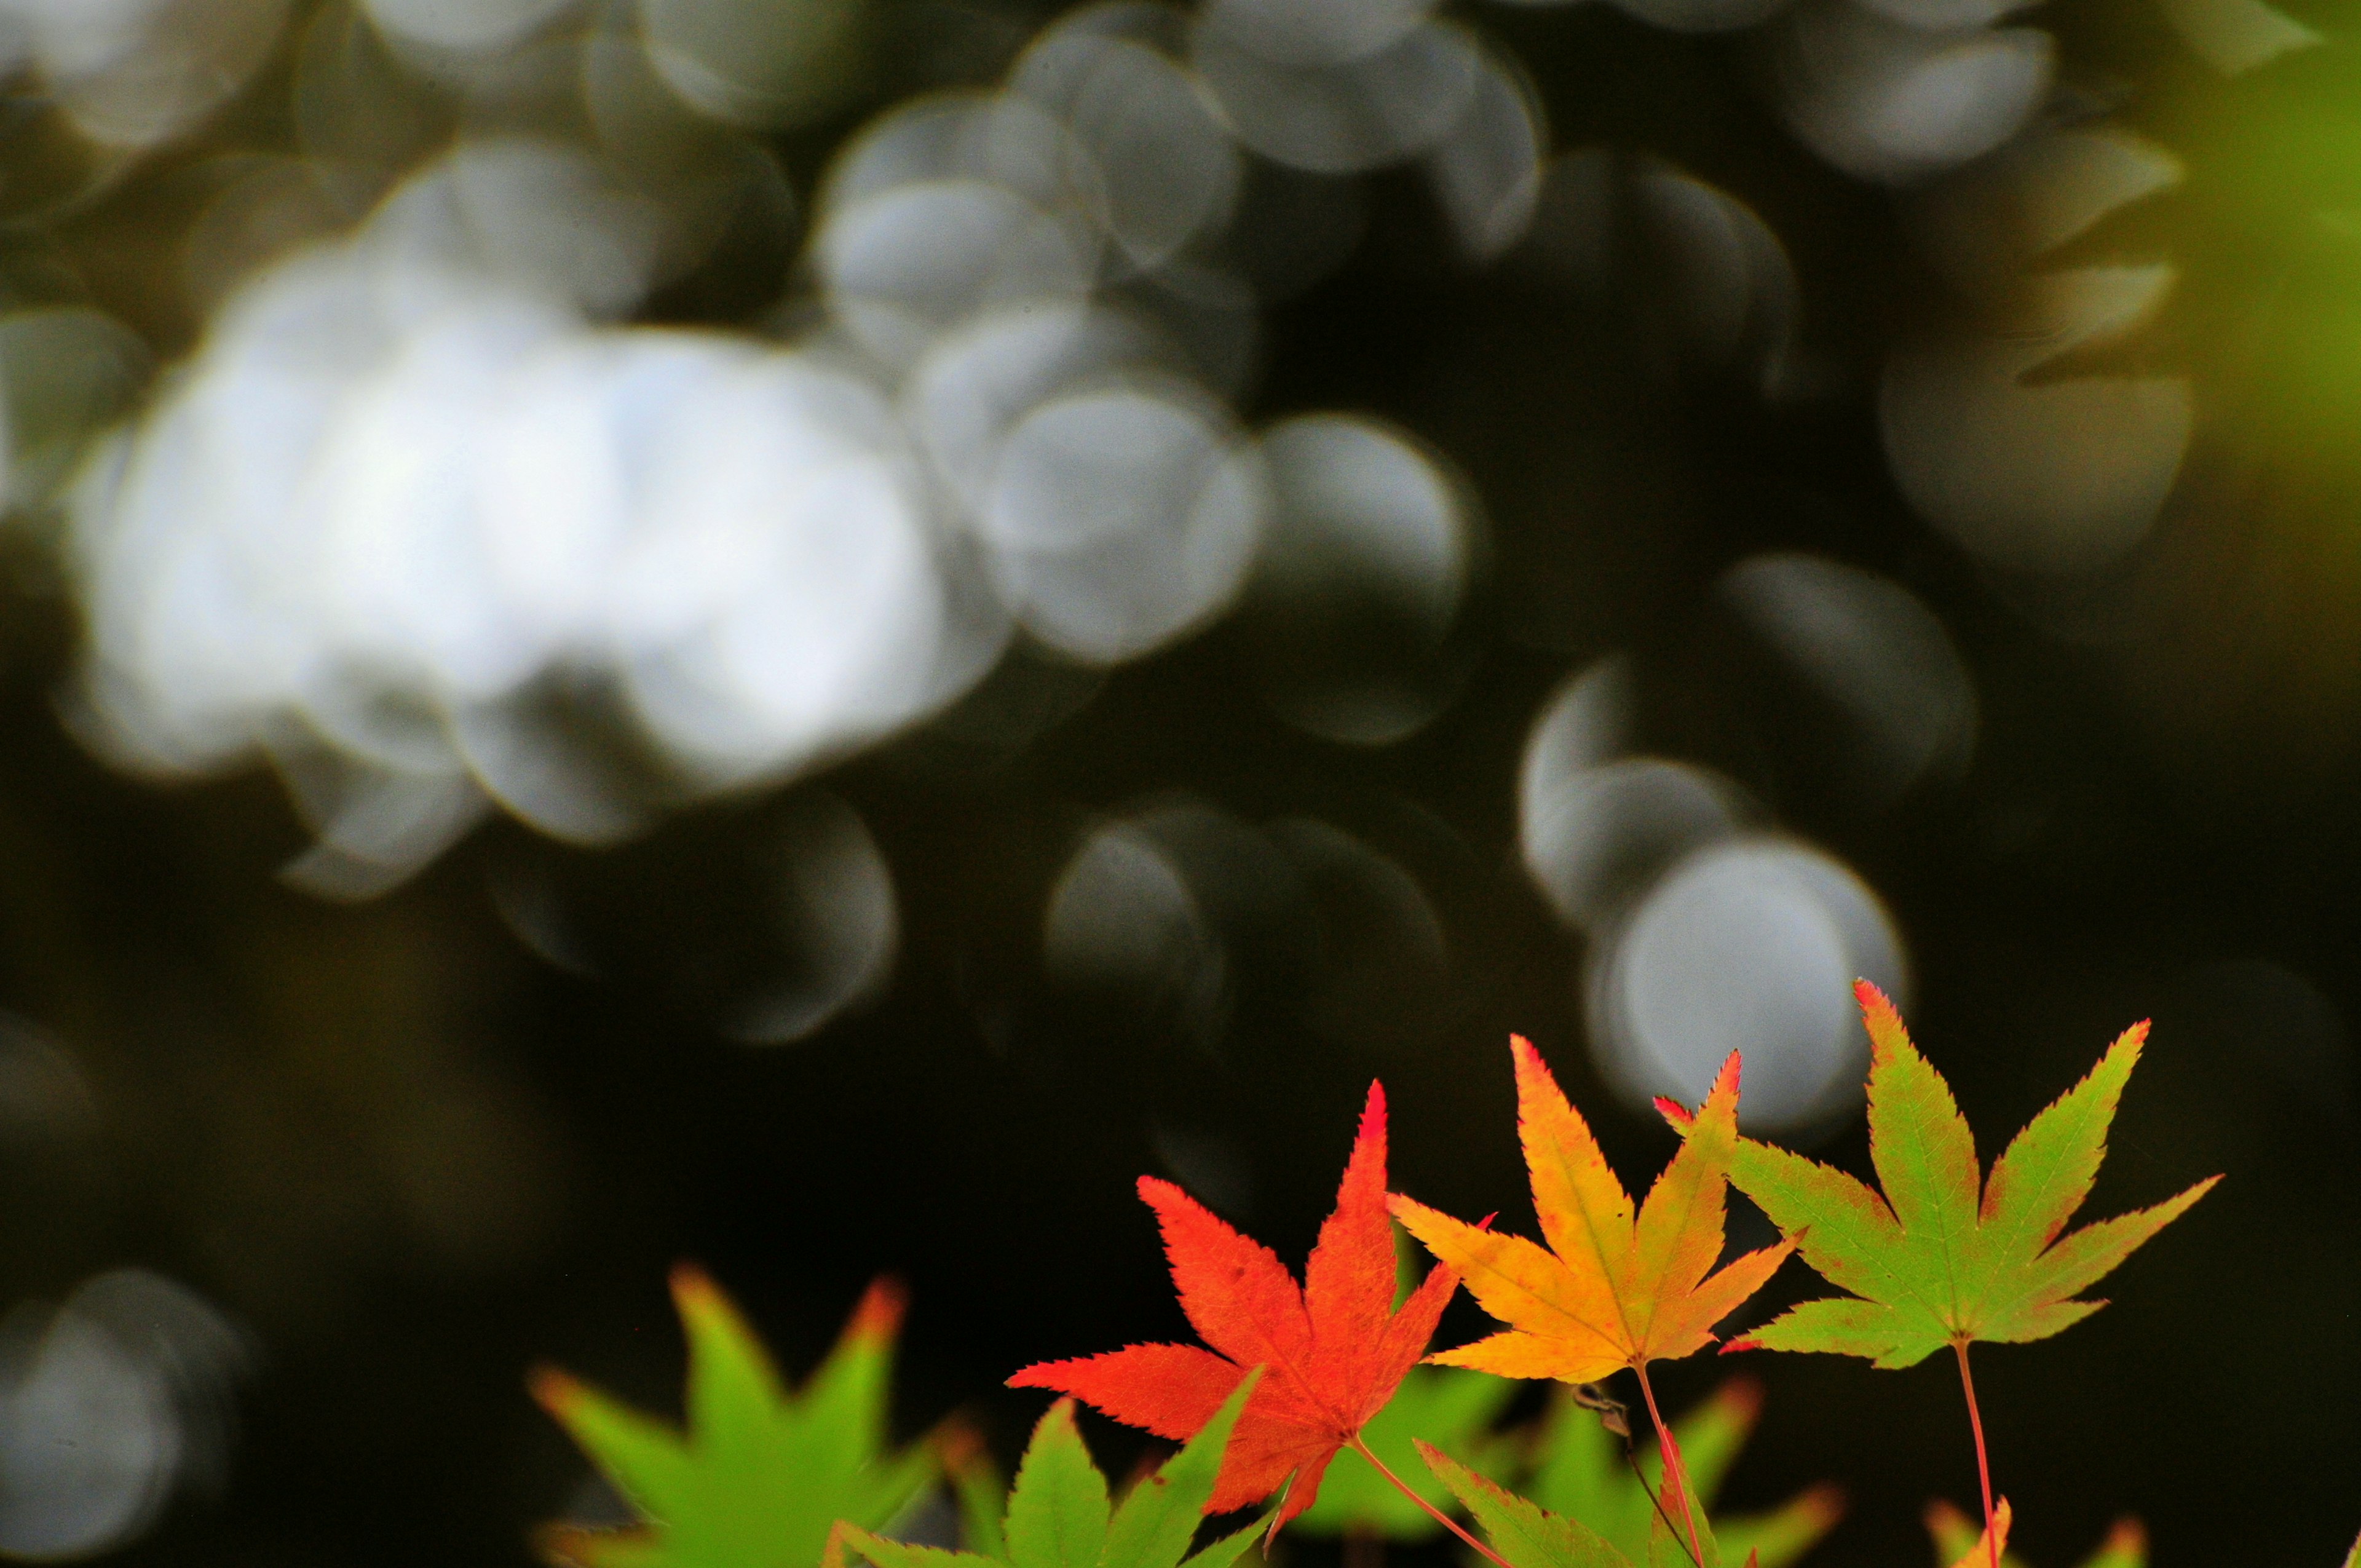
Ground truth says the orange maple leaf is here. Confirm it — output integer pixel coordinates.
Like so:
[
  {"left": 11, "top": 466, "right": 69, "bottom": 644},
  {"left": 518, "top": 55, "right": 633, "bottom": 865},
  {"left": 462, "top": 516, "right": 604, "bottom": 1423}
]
[
  {"left": 1008, "top": 1083, "right": 1454, "bottom": 1527},
  {"left": 1389, "top": 1038, "right": 1793, "bottom": 1562}
]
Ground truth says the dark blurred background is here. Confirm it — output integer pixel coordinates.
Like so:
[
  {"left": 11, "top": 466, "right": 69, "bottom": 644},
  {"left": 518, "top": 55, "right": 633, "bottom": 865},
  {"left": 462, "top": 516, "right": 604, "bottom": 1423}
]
[{"left": 0, "top": 0, "right": 2352, "bottom": 1562}]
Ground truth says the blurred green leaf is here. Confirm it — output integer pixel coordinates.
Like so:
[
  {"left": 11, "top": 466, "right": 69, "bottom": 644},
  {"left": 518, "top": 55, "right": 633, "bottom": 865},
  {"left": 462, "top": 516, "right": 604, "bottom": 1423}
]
[
  {"left": 1925, "top": 1500, "right": 2146, "bottom": 1568},
  {"left": 1524, "top": 1382, "right": 1838, "bottom": 1568},
  {"left": 1418, "top": 1442, "right": 1630, "bottom": 1568},
  {"left": 942, "top": 1422, "right": 1009, "bottom": 1558},
  {"left": 839, "top": 1377, "right": 1265, "bottom": 1568},
  {"left": 534, "top": 1269, "right": 935, "bottom": 1568}
]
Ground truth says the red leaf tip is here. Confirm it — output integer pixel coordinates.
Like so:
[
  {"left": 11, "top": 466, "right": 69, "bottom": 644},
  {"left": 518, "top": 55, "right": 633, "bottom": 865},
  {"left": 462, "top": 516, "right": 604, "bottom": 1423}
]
[
  {"left": 526, "top": 1363, "right": 585, "bottom": 1417},
  {"left": 668, "top": 1260, "right": 720, "bottom": 1310},
  {"left": 1853, "top": 980, "right": 1908, "bottom": 1061},
  {"left": 1653, "top": 1095, "right": 1692, "bottom": 1128},
  {"left": 1005, "top": 1355, "right": 1074, "bottom": 1390},
  {"left": 1719, "top": 1337, "right": 1762, "bottom": 1355},
  {"left": 1348, "top": 1080, "right": 1390, "bottom": 1176},
  {"left": 934, "top": 1418, "right": 991, "bottom": 1476},
  {"left": 848, "top": 1275, "right": 909, "bottom": 1343},
  {"left": 1710, "top": 1376, "right": 1763, "bottom": 1423}
]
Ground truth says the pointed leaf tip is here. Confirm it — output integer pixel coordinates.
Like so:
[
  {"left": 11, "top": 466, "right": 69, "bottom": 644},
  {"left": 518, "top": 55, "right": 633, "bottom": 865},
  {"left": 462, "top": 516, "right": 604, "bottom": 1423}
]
[
  {"left": 1792, "top": 1483, "right": 1846, "bottom": 1532},
  {"left": 526, "top": 1364, "right": 585, "bottom": 1417},
  {"left": 2102, "top": 1517, "right": 2147, "bottom": 1554},
  {"left": 1507, "top": 1034, "right": 1553, "bottom": 1085},
  {"left": 1853, "top": 981, "right": 1907, "bottom": 1051},
  {"left": 935, "top": 1417, "right": 991, "bottom": 1477},
  {"left": 1655, "top": 1096, "right": 1691, "bottom": 1128},
  {"left": 1718, "top": 1338, "right": 1760, "bottom": 1355},
  {"left": 1710, "top": 1376, "right": 1763, "bottom": 1423},
  {"left": 849, "top": 1276, "right": 909, "bottom": 1343},
  {"left": 668, "top": 1261, "right": 721, "bottom": 1312},
  {"left": 1345, "top": 1079, "right": 1390, "bottom": 1180}
]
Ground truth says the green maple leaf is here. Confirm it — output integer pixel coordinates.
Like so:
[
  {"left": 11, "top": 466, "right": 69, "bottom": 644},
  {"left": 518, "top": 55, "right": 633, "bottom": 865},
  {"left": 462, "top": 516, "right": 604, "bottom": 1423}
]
[
  {"left": 1680, "top": 983, "right": 2220, "bottom": 1369},
  {"left": 1924, "top": 1500, "right": 2145, "bottom": 1568},
  {"left": 1294, "top": 1231, "right": 1521, "bottom": 1542},
  {"left": 532, "top": 1267, "right": 937, "bottom": 1568},
  {"left": 1523, "top": 1382, "right": 1840, "bottom": 1568},
  {"left": 832, "top": 1376, "right": 1269, "bottom": 1568},
  {"left": 1417, "top": 1442, "right": 1756, "bottom": 1568}
]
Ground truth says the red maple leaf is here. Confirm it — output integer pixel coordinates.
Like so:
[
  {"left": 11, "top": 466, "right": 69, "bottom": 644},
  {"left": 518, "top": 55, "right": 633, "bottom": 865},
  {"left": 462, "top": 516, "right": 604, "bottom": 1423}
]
[{"left": 1008, "top": 1083, "right": 1455, "bottom": 1526}]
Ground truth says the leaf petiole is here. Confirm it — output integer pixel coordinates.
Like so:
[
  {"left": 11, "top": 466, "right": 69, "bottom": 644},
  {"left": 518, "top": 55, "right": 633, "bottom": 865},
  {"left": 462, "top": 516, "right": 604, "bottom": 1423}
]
[
  {"left": 1633, "top": 1363, "right": 1707, "bottom": 1568},
  {"left": 1952, "top": 1341, "right": 1999, "bottom": 1568},
  {"left": 1344, "top": 1434, "right": 1517, "bottom": 1568},
  {"left": 1618, "top": 1434, "right": 1698, "bottom": 1568}
]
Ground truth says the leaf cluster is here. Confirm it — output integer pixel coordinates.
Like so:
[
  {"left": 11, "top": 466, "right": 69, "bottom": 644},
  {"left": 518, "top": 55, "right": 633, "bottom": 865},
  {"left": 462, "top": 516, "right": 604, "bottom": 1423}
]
[{"left": 529, "top": 986, "right": 2354, "bottom": 1568}]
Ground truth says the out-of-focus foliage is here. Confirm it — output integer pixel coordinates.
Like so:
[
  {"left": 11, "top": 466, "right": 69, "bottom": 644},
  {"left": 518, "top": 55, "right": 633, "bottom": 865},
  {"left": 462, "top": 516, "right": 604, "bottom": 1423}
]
[
  {"left": 834, "top": 1384, "right": 1267, "bottom": 1568},
  {"left": 1924, "top": 1500, "right": 2146, "bottom": 1568},
  {"left": 1522, "top": 1384, "right": 1841, "bottom": 1568},
  {"left": 1420, "top": 1441, "right": 1724, "bottom": 1568},
  {"left": 532, "top": 1269, "right": 935, "bottom": 1568}
]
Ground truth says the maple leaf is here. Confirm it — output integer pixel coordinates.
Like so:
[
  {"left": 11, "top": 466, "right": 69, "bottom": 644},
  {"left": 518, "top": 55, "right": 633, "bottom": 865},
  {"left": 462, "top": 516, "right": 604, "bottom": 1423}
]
[
  {"left": 1387, "top": 1039, "right": 1792, "bottom": 1387},
  {"left": 831, "top": 1379, "right": 1270, "bottom": 1568},
  {"left": 1683, "top": 984, "right": 2220, "bottom": 1568},
  {"left": 1006, "top": 1082, "right": 1456, "bottom": 1528},
  {"left": 1388, "top": 1038, "right": 1791, "bottom": 1568},
  {"left": 1293, "top": 1233, "right": 1520, "bottom": 1543},
  {"left": 1524, "top": 1380, "right": 1841, "bottom": 1568},
  {"left": 532, "top": 1268, "right": 935, "bottom": 1568},
  {"left": 1700, "top": 983, "right": 2221, "bottom": 1368},
  {"left": 1289, "top": 1363, "right": 1518, "bottom": 1539},
  {"left": 1925, "top": 1501, "right": 2144, "bottom": 1568}
]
